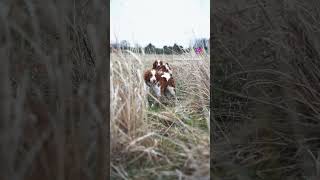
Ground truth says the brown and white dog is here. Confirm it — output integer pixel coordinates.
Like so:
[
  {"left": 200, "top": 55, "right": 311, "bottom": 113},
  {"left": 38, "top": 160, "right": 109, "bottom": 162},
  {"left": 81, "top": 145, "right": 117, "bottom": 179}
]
[
  {"left": 158, "top": 71, "right": 175, "bottom": 97},
  {"left": 163, "top": 62, "right": 173, "bottom": 75},
  {"left": 144, "top": 69, "right": 161, "bottom": 98},
  {"left": 144, "top": 60, "right": 176, "bottom": 105},
  {"left": 153, "top": 60, "right": 173, "bottom": 75}
]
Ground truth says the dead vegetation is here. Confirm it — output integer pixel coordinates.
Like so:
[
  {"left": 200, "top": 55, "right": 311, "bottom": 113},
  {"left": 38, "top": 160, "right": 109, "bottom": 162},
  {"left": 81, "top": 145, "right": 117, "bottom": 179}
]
[
  {"left": 111, "top": 51, "right": 210, "bottom": 179},
  {"left": 0, "top": 0, "right": 108, "bottom": 179},
  {"left": 213, "top": 0, "right": 320, "bottom": 179}
]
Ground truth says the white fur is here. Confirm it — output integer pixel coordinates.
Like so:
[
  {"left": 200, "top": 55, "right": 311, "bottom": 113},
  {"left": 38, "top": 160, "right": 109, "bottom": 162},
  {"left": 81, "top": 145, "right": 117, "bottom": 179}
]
[
  {"left": 165, "top": 63, "right": 172, "bottom": 74},
  {"left": 165, "top": 63, "right": 170, "bottom": 70},
  {"left": 150, "top": 69, "right": 156, "bottom": 83},
  {"left": 161, "top": 72, "right": 171, "bottom": 81},
  {"left": 144, "top": 82, "right": 150, "bottom": 92},
  {"left": 157, "top": 60, "right": 160, "bottom": 66},
  {"left": 167, "top": 86, "right": 175, "bottom": 96},
  {"left": 152, "top": 83, "right": 161, "bottom": 97}
]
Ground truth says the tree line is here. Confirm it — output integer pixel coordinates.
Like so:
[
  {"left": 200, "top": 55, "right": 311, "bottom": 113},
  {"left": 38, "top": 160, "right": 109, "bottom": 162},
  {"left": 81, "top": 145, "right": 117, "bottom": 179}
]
[{"left": 110, "top": 38, "right": 209, "bottom": 54}]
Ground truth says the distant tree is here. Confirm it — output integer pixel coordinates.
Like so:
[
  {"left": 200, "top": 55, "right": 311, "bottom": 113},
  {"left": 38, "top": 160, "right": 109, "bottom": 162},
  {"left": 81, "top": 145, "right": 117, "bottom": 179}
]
[
  {"left": 173, "top": 43, "right": 183, "bottom": 54},
  {"left": 155, "top": 48, "right": 163, "bottom": 54},
  {"left": 179, "top": 45, "right": 184, "bottom": 53},
  {"left": 168, "top": 46, "right": 173, "bottom": 54},
  {"left": 144, "top": 43, "right": 156, "bottom": 54},
  {"left": 202, "top": 38, "right": 209, "bottom": 52},
  {"left": 120, "top": 40, "right": 130, "bottom": 50},
  {"left": 172, "top": 44, "right": 179, "bottom": 54},
  {"left": 134, "top": 43, "right": 142, "bottom": 53},
  {"left": 193, "top": 38, "right": 209, "bottom": 53},
  {"left": 163, "top": 46, "right": 171, "bottom": 54}
]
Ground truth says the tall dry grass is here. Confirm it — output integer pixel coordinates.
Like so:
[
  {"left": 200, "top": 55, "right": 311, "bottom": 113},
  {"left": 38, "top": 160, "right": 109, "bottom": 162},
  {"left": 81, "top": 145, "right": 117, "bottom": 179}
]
[
  {"left": 111, "top": 50, "right": 210, "bottom": 179},
  {"left": 0, "top": 0, "right": 108, "bottom": 179},
  {"left": 213, "top": 0, "right": 320, "bottom": 179}
]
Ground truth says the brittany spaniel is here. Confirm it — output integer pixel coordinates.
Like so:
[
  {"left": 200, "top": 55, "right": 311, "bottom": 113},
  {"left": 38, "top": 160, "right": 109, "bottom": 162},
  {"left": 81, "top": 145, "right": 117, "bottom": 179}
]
[
  {"left": 144, "top": 69, "right": 161, "bottom": 98},
  {"left": 144, "top": 61, "right": 176, "bottom": 103}
]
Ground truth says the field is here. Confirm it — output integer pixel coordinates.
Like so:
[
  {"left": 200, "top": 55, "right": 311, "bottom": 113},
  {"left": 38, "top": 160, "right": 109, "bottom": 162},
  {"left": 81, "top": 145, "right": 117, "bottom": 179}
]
[
  {"left": 1, "top": 0, "right": 209, "bottom": 179},
  {"left": 110, "top": 51, "right": 210, "bottom": 179}
]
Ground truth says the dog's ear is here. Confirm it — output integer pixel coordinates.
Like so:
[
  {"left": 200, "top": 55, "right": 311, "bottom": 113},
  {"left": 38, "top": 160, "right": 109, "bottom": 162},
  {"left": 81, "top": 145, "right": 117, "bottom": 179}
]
[
  {"left": 143, "top": 70, "right": 149, "bottom": 81},
  {"left": 152, "top": 61, "right": 157, "bottom": 69}
]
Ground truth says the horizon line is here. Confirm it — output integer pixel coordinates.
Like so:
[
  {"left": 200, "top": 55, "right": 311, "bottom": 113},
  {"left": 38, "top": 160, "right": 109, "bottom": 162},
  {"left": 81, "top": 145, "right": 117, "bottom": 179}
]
[{"left": 110, "top": 38, "right": 210, "bottom": 48}]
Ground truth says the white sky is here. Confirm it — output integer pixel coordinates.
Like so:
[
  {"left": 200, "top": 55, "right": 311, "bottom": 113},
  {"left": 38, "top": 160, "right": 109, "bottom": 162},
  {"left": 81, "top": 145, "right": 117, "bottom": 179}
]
[{"left": 110, "top": 0, "right": 210, "bottom": 48}]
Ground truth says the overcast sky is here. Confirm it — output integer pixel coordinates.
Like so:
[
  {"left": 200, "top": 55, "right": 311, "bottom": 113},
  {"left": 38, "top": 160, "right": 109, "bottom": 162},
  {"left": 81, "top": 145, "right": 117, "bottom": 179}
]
[{"left": 110, "top": 0, "right": 210, "bottom": 48}]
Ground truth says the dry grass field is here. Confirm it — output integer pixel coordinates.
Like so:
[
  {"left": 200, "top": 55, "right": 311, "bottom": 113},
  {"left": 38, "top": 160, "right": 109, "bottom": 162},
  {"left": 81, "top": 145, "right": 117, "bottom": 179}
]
[{"left": 110, "top": 51, "right": 210, "bottom": 179}]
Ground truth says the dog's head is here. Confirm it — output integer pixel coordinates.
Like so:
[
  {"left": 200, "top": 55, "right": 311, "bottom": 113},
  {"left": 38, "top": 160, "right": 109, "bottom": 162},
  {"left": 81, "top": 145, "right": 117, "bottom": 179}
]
[{"left": 152, "top": 60, "right": 163, "bottom": 70}]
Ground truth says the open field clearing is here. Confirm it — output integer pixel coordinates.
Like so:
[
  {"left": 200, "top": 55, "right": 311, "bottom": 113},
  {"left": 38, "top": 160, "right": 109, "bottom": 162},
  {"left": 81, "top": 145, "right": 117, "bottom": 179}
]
[{"left": 111, "top": 51, "right": 210, "bottom": 179}]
